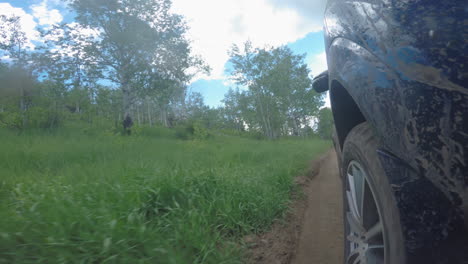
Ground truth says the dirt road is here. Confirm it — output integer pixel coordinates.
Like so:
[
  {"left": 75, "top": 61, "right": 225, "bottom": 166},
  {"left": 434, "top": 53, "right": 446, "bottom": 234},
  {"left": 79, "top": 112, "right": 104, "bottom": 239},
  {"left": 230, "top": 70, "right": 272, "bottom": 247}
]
[
  {"left": 292, "top": 150, "right": 344, "bottom": 264},
  {"left": 248, "top": 150, "right": 344, "bottom": 264}
]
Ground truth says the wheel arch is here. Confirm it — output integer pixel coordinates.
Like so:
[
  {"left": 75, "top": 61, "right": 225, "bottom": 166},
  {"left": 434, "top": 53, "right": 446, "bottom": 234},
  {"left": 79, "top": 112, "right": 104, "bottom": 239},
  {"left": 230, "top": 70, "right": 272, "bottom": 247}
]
[{"left": 329, "top": 79, "right": 366, "bottom": 151}]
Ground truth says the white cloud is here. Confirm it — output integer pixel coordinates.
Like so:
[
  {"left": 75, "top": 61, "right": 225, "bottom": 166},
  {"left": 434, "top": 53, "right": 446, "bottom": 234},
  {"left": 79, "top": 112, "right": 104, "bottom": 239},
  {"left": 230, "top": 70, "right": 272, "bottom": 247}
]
[
  {"left": 267, "top": 0, "right": 327, "bottom": 32},
  {"left": 47, "top": 0, "right": 71, "bottom": 8},
  {"left": 0, "top": 3, "right": 39, "bottom": 49},
  {"left": 308, "top": 51, "right": 327, "bottom": 78},
  {"left": 172, "top": 0, "right": 325, "bottom": 80},
  {"left": 31, "top": 0, "right": 63, "bottom": 26}
]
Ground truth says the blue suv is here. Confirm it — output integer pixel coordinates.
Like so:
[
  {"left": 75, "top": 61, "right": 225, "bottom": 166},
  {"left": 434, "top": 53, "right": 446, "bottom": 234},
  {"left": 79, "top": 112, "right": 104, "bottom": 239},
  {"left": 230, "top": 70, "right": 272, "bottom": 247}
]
[{"left": 313, "top": 0, "right": 468, "bottom": 263}]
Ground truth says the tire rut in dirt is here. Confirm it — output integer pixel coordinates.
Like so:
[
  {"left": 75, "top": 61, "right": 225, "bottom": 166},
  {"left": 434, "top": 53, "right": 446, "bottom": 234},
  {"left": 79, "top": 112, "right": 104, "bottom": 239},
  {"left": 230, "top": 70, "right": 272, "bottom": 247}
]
[{"left": 292, "top": 150, "right": 344, "bottom": 264}]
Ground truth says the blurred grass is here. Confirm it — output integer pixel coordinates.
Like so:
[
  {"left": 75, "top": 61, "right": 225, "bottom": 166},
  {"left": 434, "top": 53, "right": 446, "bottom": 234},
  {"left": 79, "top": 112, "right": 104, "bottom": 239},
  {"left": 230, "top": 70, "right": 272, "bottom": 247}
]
[{"left": 0, "top": 127, "right": 330, "bottom": 263}]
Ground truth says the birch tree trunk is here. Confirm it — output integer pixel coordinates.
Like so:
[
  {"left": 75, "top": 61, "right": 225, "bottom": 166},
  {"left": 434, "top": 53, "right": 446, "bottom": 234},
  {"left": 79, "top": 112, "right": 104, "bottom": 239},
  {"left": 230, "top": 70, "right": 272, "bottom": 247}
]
[
  {"left": 293, "top": 117, "right": 299, "bottom": 136},
  {"left": 137, "top": 104, "right": 141, "bottom": 125},
  {"left": 254, "top": 89, "right": 272, "bottom": 139},
  {"left": 19, "top": 82, "right": 26, "bottom": 128},
  {"left": 147, "top": 98, "right": 153, "bottom": 127},
  {"left": 122, "top": 88, "right": 131, "bottom": 119},
  {"left": 160, "top": 106, "right": 168, "bottom": 127}
]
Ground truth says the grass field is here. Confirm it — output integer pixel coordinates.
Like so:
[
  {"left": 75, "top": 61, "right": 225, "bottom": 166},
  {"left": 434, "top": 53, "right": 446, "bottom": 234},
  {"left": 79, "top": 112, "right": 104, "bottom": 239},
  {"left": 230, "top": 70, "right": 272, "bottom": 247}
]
[{"left": 0, "top": 127, "right": 330, "bottom": 264}]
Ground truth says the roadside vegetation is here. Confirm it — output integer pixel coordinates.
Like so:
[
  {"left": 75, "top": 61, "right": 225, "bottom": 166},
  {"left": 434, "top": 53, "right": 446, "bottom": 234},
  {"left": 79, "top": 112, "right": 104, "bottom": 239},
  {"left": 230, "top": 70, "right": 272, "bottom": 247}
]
[{"left": 0, "top": 126, "right": 330, "bottom": 263}]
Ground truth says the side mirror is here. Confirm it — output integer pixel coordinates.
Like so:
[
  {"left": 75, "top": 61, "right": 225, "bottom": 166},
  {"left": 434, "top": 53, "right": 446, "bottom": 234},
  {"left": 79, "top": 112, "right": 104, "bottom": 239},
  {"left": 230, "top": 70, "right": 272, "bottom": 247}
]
[{"left": 312, "top": 70, "right": 329, "bottom": 93}]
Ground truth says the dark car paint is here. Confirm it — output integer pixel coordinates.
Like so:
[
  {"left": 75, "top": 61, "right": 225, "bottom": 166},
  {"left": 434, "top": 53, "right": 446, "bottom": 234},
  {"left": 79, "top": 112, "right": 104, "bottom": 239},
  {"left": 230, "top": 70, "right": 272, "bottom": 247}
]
[
  {"left": 321, "top": 0, "right": 468, "bottom": 263},
  {"left": 312, "top": 70, "right": 330, "bottom": 93}
]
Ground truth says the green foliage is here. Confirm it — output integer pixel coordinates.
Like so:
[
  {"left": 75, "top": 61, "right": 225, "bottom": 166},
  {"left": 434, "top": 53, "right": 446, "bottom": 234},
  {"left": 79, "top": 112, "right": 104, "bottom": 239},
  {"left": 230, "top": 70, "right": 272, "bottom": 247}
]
[
  {"left": 193, "top": 121, "right": 210, "bottom": 140},
  {"left": 0, "top": 128, "right": 330, "bottom": 263},
  {"left": 174, "top": 120, "right": 211, "bottom": 140},
  {"left": 243, "top": 130, "right": 266, "bottom": 140},
  {"left": 317, "top": 107, "right": 334, "bottom": 140},
  {"left": 26, "top": 106, "right": 61, "bottom": 129},
  {"left": 175, "top": 123, "right": 194, "bottom": 140},
  {"left": 0, "top": 110, "right": 22, "bottom": 129},
  {"left": 69, "top": 0, "right": 208, "bottom": 124},
  {"left": 227, "top": 42, "right": 325, "bottom": 139},
  {"left": 137, "top": 125, "right": 175, "bottom": 138},
  {"left": 1, "top": 5, "right": 326, "bottom": 137}
]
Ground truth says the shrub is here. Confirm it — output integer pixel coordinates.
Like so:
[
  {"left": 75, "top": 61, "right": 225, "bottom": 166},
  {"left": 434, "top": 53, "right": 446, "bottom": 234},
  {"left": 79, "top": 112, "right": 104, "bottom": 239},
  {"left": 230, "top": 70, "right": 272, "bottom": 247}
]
[
  {"left": 175, "top": 124, "right": 194, "bottom": 140},
  {"left": 0, "top": 111, "right": 22, "bottom": 129},
  {"left": 27, "top": 106, "right": 62, "bottom": 129},
  {"left": 243, "top": 130, "right": 265, "bottom": 140},
  {"left": 193, "top": 121, "right": 210, "bottom": 140},
  {"left": 138, "top": 125, "right": 175, "bottom": 139},
  {"left": 175, "top": 120, "right": 212, "bottom": 140}
]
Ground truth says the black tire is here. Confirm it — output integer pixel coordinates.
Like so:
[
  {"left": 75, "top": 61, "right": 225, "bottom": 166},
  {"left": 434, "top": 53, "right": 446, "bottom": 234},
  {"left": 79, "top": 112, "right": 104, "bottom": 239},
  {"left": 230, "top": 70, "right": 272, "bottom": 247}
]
[{"left": 341, "top": 122, "right": 406, "bottom": 264}]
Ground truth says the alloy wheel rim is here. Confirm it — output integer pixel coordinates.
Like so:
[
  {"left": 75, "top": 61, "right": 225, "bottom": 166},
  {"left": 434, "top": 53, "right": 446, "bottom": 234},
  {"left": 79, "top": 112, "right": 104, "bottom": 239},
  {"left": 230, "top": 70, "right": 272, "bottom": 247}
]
[{"left": 345, "top": 161, "right": 385, "bottom": 264}]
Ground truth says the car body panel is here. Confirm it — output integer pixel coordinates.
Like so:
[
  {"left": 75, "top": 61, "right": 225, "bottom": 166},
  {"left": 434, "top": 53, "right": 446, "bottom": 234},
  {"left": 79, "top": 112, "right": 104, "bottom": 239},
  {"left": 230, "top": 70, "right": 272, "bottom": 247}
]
[{"left": 323, "top": 0, "right": 468, "bottom": 262}]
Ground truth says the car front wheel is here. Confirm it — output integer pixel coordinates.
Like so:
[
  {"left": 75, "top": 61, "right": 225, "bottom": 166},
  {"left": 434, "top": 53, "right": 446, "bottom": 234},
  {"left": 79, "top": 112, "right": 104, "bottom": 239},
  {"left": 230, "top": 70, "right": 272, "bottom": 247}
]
[{"left": 341, "top": 122, "right": 406, "bottom": 264}]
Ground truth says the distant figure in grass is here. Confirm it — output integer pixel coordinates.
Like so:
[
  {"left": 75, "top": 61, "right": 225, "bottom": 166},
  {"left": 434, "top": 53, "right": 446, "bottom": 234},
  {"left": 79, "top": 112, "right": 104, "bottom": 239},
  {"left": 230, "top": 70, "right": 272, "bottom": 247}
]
[{"left": 123, "top": 115, "right": 133, "bottom": 135}]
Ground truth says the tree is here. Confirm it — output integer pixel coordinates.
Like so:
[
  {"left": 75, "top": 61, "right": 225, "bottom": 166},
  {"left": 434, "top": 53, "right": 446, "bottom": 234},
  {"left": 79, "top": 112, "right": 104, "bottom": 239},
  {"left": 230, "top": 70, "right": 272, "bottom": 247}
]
[
  {"left": 316, "top": 107, "right": 334, "bottom": 139},
  {"left": 0, "top": 14, "right": 36, "bottom": 128},
  {"left": 70, "top": 0, "right": 206, "bottom": 133},
  {"left": 227, "top": 42, "right": 324, "bottom": 139},
  {"left": 221, "top": 88, "right": 244, "bottom": 131},
  {"left": 37, "top": 22, "right": 100, "bottom": 118},
  {"left": 185, "top": 92, "right": 208, "bottom": 121},
  {"left": 95, "top": 86, "right": 123, "bottom": 124},
  {"left": 0, "top": 14, "right": 28, "bottom": 64}
]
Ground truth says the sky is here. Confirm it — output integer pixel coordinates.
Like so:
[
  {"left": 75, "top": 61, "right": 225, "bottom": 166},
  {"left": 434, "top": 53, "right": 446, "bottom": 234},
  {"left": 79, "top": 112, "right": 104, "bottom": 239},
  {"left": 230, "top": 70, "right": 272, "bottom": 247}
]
[{"left": 0, "top": 0, "right": 329, "bottom": 107}]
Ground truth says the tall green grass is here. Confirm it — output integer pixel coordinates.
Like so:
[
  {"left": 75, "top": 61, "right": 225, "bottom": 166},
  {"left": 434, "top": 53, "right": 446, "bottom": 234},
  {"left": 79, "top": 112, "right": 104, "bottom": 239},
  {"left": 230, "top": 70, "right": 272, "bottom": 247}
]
[{"left": 0, "top": 127, "right": 330, "bottom": 263}]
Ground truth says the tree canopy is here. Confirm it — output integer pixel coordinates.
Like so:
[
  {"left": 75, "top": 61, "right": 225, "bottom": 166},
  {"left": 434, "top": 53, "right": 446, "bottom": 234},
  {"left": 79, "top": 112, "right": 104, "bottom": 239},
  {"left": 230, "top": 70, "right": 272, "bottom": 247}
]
[
  {"left": 227, "top": 42, "right": 325, "bottom": 138},
  {"left": 0, "top": 2, "right": 330, "bottom": 139}
]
